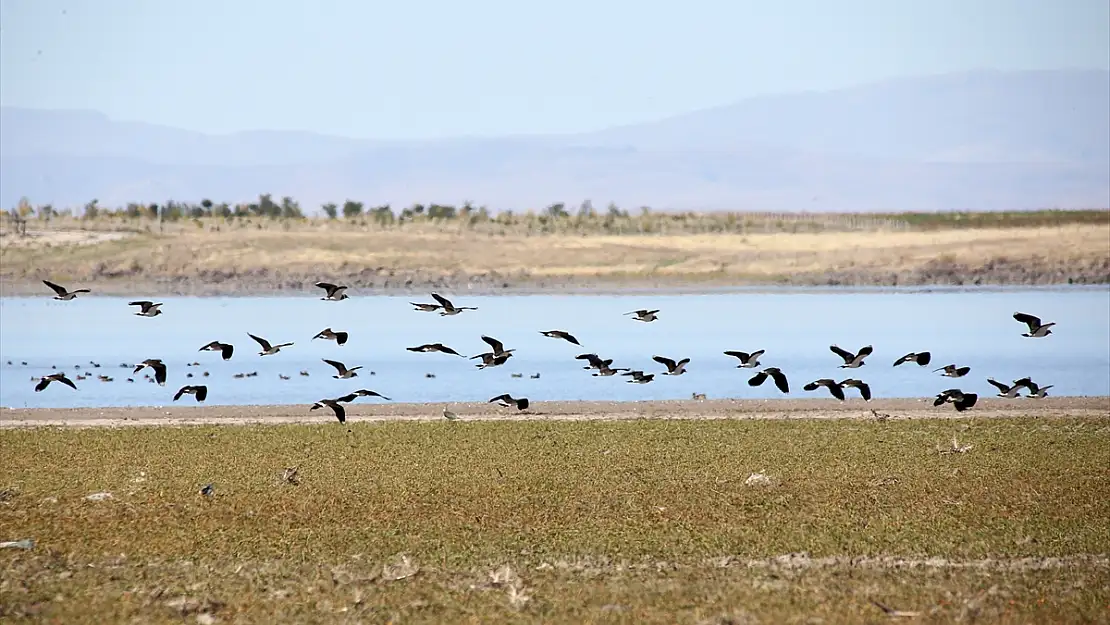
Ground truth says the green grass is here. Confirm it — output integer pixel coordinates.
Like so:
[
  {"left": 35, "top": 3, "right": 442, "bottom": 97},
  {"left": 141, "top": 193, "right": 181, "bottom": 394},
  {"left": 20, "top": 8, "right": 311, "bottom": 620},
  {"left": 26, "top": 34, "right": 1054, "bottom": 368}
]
[{"left": 2, "top": 417, "right": 1109, "bottom": 623}]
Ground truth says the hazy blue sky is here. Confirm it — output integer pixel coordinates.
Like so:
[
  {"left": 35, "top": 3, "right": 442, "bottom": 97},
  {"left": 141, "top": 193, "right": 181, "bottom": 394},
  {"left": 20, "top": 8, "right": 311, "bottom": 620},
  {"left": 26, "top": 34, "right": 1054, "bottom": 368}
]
[{"left": 2, "top": 0, "right": 1107, "bottom": 139}]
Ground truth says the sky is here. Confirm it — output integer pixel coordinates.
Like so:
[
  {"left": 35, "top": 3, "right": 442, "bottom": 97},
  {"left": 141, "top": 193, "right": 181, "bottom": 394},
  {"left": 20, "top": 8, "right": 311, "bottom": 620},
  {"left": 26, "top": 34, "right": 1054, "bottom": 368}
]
[{"left": 1, "top": 0, "right": 1108, "bottom": 140}]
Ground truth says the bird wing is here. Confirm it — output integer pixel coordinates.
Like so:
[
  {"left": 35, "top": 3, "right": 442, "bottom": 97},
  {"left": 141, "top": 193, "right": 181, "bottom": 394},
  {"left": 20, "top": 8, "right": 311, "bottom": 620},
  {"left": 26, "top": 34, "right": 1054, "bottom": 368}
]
[
  {"left": 173, "top": 386, "right": 187, "bottom": 401},
  {"left": 42, "top": 280, "right": 68, "bottom": 296},
  {"left": 562, "top": 332, "right": 581, "bottom": 345},
  {"left": 195, "top": 386, "right": 208, "bottom": 401},
  {"left": 322, "top": 359, "right": 347, "bottom": 374},
  {"left": 437, "top": 344, "right": 462, "bottom": 356},
  {"left": 330, "top": 402, "right": 346, "bottom": 423},
  {"left": 336, "top": 393, "right": 358, "bottom": 403},
  {"left": 857, "top": 382, "right": 872, "bottom": 401},
  {"left": 315, "top": 281, "right": 339, "bottom": 293},
  {"left": 576, "top": 353, "right": 602, "bottom": 366},
  {"left": 488, "top": 394, "right": 512, "bottom": 404},
  {"left": 334, "top": 332, "right": 348, "bottom": 345},
  {"left": 770, "top": 370, "right": 790, "bottom": 393},
  {"left": 747, "top": 371, "right": 768, "bottom": 387},
  {"left": 986, "top": 378, "right": 1009, "bottom": 392},
  {"left": 857, "top": 345, "right": 874, "bottom": 358},
  {"left": 220, "top": 344, "right": 234, "bottom": 360},
  {"left": 724, "top": 350, "right": 750, "bottom": 360},
  {"left": 829, "top": 345, "right": 854, "bottom": 362},
  {"left": 57, "top": 375, "right": 77, "bottom": 390},
  {"left": 828, "top": 384, "right": 845, "bottom": 400},
  {"left": 1014, "top": 377, "right": 1038, "bottom": 393},
  {"left": 481, "top": 335, "right": 505, "bottom": 353},
  {"left": 916, "top": 352, "right": 932, "bottom": 366},
  {"left": 431, "top": 293, "right": 454, "bottom": 308},
  {"left": 151, "top": 362, "right": 167, "bottom": 384},
  {"left": 248, "top": 333, "right": 272, "bottom": 350},
  {"left": 652, "top": 355, "right": 677, "bottom": 370},
  {"left": 893, "top": 353, "right": 912, "bottom": 366},
  {"left": 199, "top": 341, "right": 220, "bottom": 351},
  {"left": 129, "top": 300, "right": 154, "bottom": 308},
  {"left": 1013, "top": 312, "right": 1041, "bottom": 330}
]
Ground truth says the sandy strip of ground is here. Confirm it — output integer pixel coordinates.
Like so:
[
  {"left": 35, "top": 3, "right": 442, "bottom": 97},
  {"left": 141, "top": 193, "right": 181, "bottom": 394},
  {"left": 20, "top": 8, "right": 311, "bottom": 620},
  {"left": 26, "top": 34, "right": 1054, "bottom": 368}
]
[{"left": 2, "top": 397, "right": 1107, "bottom": 429}]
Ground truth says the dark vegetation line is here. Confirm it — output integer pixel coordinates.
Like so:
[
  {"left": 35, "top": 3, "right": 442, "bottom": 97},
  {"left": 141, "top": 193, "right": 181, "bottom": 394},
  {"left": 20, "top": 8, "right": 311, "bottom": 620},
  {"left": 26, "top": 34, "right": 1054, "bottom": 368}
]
[{"left": 4, "top": 195, "right": 1108, "bottom": 236}]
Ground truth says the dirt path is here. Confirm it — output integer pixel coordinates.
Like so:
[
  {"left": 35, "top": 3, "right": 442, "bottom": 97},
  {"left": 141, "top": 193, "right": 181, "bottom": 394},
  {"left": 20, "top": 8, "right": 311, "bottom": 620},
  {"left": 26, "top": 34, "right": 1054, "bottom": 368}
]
[{"left": 2, "top": 397, "right": 1106, "bottom": 429}]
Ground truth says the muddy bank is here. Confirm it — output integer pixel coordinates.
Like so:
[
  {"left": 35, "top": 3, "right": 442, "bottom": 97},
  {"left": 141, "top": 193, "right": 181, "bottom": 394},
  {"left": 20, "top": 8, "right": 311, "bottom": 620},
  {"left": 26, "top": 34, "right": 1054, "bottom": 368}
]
[{"left": 3, "top": 257, "right": 1108, "bottom": 297}]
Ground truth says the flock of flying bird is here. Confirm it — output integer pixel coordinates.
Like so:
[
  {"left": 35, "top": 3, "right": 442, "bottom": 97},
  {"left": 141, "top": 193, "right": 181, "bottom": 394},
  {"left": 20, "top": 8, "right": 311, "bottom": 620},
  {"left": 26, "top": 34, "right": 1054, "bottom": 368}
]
[{"left": 30, "top": 280, "right": 1059, "bottom": 422}]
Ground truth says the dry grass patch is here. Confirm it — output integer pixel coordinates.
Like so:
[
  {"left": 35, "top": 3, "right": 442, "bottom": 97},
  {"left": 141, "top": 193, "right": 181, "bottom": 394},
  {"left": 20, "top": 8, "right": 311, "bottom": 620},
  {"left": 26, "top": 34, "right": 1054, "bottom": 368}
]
[{"left": 1, "top": 416, "right": 1108, "bottom": 623}]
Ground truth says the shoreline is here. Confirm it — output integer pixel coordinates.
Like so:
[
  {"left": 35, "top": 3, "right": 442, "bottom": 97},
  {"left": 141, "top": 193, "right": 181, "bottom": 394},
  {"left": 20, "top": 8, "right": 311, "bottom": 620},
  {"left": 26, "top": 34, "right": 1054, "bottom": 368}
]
[
  {"left": 3, "top": 396, "right": 1107, "bottom": 428},
  {"left": 3, "top": 278, "right": 1108, "bottom": 298}
]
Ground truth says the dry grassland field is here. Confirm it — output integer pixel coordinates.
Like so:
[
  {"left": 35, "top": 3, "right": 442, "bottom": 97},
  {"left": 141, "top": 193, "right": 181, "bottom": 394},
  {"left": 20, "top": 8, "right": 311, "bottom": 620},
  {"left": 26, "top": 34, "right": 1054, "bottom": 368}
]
[
  {"left": 2, "top": 398, "right": 1110, "bottom": 624},
  {"left": 1, "top": 210, "right": 1108, "bottom": 295}
]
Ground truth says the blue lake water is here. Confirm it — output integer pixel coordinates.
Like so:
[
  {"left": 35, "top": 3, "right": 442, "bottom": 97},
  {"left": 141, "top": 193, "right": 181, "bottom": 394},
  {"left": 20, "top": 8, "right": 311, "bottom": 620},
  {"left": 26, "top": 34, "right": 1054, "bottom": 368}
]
[{"left": 1, "top": 288, "right": 1108, "bottom": 409}]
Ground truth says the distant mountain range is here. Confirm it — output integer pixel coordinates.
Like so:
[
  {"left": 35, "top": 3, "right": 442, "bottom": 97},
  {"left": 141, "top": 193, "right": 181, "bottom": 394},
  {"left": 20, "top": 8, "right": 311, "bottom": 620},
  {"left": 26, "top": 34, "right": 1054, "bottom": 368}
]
[{"left": 2, "top": 69, "right": 1107, "bottom": 212}]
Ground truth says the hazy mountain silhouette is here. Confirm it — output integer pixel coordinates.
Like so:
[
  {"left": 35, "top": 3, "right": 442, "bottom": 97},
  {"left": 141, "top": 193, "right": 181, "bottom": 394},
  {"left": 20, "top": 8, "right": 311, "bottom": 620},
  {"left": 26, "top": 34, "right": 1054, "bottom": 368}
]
[{"left": 2, "top": 69, "right": 1107, "bottom": 212}]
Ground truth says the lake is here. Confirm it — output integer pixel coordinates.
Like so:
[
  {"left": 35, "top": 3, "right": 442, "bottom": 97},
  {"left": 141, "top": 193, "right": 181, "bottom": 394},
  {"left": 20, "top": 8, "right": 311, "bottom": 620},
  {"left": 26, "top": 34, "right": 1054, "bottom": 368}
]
[{"left": 1, "top": 287, "right": 1108, "bottom": 409}]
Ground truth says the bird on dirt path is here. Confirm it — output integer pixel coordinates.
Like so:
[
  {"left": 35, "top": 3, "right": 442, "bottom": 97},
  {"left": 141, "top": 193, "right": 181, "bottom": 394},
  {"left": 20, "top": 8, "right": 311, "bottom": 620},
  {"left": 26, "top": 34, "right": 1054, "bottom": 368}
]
[
  {"left": 323, "top": 359, "right": 363, "bottom": 379},
  {"left": 34, "top": 372, "right": 77, "bottom": 392},
  {"left": 748, "top": 367, "right": 790, "bottom": 394},
  {"left": 624, "top": 309, "right": 660, "bottom": 322},
  {"left": 839, "top": 378, "right": 872, "bottom": 401},
  {"left": 540, "top": 330, "right": 581, "bottom": 345},
  {"left": 1013, "top": 312, "right": 1055, "bottom": 338},
  {"left": 443, "top": 406, "right": 459, "bottom": 421},
  {"left": 934, "top": 364, "right": 971, "bottom": 378},
  {"left": 248, "top": 333, "right": 294, "bottom": 356},
  {"left": 313, "top": 328, "right": 349, "bottom": 346},
  {"left": 934, "top": 389, "right": 978, "bottom": 411},
  {"left": 489, "top": 394, "right": 530, "bottom": 410},
  {"left": 198, "top": 341, "right": 234, "bottom": 360},
  {"left": 724, "top": 349, "right": 765, "bottom": 368},
  {"left": 315, "top": 282, "right": 349, "bottom": 301},
  {"left": 892, "top": 351, "right": 931, "bottom": 367},
  {"left": 830, "top": 344, "right": 873, "bottom": 368},
  {"left": 129, "top": 301, "right": 164, "bottom": 317},
  {"left": 173, "top": 385, "right": 208, "bottom": 402},
  {"left": 431, "top": 293, "right": 477, "bottom": 316},
  {"left": 134, "top": 359, "right": 167, "bottom": 385},
  {"left": 652, "top": 355, "right": 690, "bottom": 375},
  {"left": 42, "top": 280, "right": 90, "bottom": 301},
  {"left": 803, "top": 378, "right": 845, "bottom": 400},
  {"left": 310, "top": 398, "right": 349, "bottom": 423},
  {"left": 407, "top": 343, "right": 464, "bottom": 357}
]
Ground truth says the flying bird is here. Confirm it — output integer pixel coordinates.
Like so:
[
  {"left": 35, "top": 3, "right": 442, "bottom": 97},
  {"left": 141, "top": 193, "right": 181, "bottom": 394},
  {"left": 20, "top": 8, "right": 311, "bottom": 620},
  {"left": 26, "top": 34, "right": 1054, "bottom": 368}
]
[
  {"left": 987, "top": 377, "right": 1037, "bottom": 398},
  {"left": 1026, "top": 384, "right": 1054, "bottom": 398},
  {"left": 173, "top": 384, "right": 208, "bottom": 402},
  {"left": 322, "top": 358, "right": 363, "bottom": 379},
  {"left": 652, "top": 355, "right": 690, "bottom": 376},
  {"left": 892, "top": 351, "right": 931, "bottom": 367},
  {"left": 724, "top": 349, "right": 765, "bottom": 368},
  {"left": 472, "top": 352, "right": 513, "bottom": 369},
  {"left": 315, "top": 282, "right": 349, "bottom": 301},
  {"left": 592, "top": 363, "right": 630, "bottom": 377},
  {"left": 621, "top": 370, "right": 655, "bottom": 384},
  {"left": 575, "top": 353, "right": 609, "bottom": 370},
  {"left": 934, "top": 364, "right": 971, "bottom": 378},
  {"left": 624, "top": 309, "right": 660, "bottom": 322},
  {"left": 248, "top": 333, "right": 294, "bottom": 356},
  {"left": 313, "top": 328, "right": 349, "bottom": 346},
  {"left": 540, "top": 330, "right": 580, "bottom": 345},
  {"left": 129, "top": 301, "right": 163, "bottom": 317},
  {"left": 1013, "top": 312, "right": 1055, "bottom": 338},
  {"left": 839, "top": 378, "right": 872, "bottom": 401},
  {"left": 310, "top": 398, "right": 348, "bottom": 423},
  {"left": 830, "top": 344, "right": 873, "bottom": 368},
  {"left": 803, "top": 378, "right": 845, "bottom": 400},
  {"left": 198, "top": 341, "right": 234, "bottom": 360},
  {"left": 934, "top": 389, "right": 978, "bottom": 412},
  {"left": 748, "top": 367, "right": 789, "bottom": 394},
  {"left": 489, "top": 394, "right": 529, "bottom": 410},
  {"left": 340, "top": 388, "right": 392, "bottom": 401},
  {"left": 133, "top": 359, "right": 167, "bottom": 385},
  {"left": 42, "top": 280, "right": 90, "bottom": 301},
  {"left": 34, "top": 372, "right": 77, "bottom": 392},
  {"left": 431, "top": 293, "right": 477, "bottom": 316},
  {"left": 407, "top": 343, "right": 464, "bottom": 356}
]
